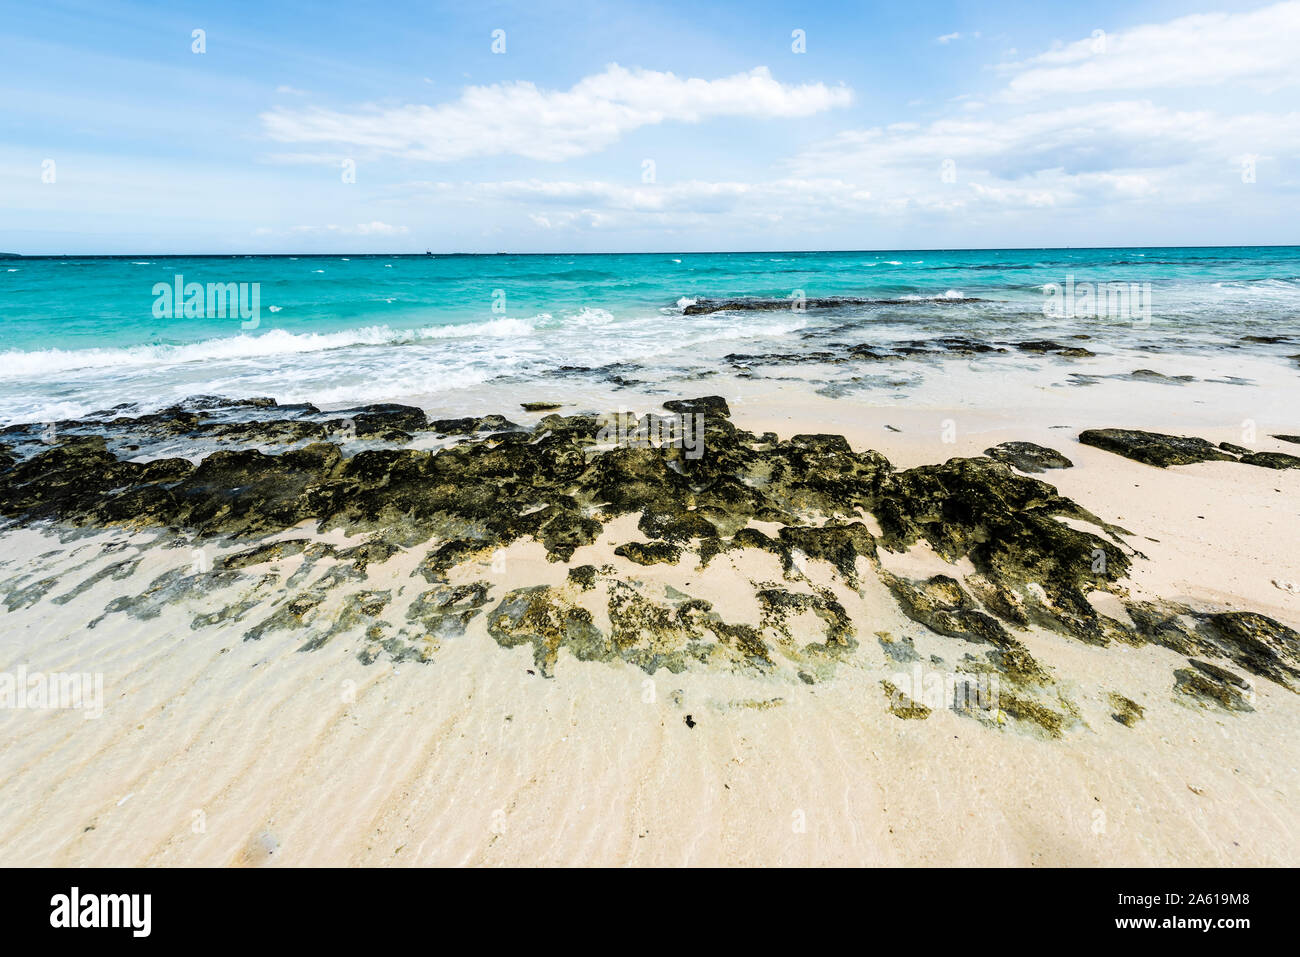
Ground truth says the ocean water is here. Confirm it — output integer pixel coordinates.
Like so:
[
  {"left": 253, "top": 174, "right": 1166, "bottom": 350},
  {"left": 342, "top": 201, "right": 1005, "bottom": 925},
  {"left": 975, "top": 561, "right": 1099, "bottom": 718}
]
[{"left": 1, "top": 246, "right": 1298, "bottom": 423}]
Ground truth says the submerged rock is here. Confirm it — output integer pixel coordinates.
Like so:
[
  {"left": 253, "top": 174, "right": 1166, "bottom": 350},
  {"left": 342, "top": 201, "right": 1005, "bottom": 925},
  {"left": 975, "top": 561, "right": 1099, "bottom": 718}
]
[
  {"left": 876, "top": 631, "right": 920, "bottom": 663},
  {"left": 1016, "top": 339, "right": 1096, "bottom": 358},
  {"left": 883, "top": 573, "right": 1016, "bottom": 650},
  {"left": 1174, "top": 659, "right": 1255, "bottom": 712},
  {"left": 683, "top": 296, "right": 982, "bottom": 316},
  {"left": 486, "top": 585, "right": 606, "bottom": 677},
  {"left": 1127, "top": 369, "right": 1193, "bottom": 384},
  {"left": 881, "top": 680, "right": 931, "bottom": 720},
  {"left": 1197, "top": 612, "right": 1300, "bottom": 692},
  {"left": 1109, "top": 693, "right": 1145, "bottom": 727}
]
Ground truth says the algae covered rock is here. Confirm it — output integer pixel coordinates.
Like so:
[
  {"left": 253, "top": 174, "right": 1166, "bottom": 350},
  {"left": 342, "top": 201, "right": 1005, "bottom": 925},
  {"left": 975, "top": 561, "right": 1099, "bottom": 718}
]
[
  {"left": 1197, "top": 612, "right": 1300, "bottom": 692},
  {"left": 1237, "top": 450, "right": 1300, "bottom": 470},
  {"left": 486, "top": 585, "right": 606, "bottom": 676},
  {"left": 881, "top": 679, "right": 931, "bottom": 720},
  {"left": 983, "top": 442, "right": 1073, "bottom": 473},
  {"left": 4, "top": 393, "right": 1298, "bottom": 729},
  {"left": 1078, "top": 429, "right": 1236, "bottom": 467},
  {"left": 663, "top": 395, "right": 730, "bottom": 418},
  {"left": 1174, "top": 659, "right": 1255, "bottom": 712},
  {"left": 1015, "top": 339, "right": 1095, "bottom": 358},
  {"left": 614, "top": 541, "right": 682, "bottom": 566},
  {"left": 1109, "top": 693, "right": 1145, "bottom": 727},
  {"left": 872, "top": 456, "right": 1128, "bottom": 643},
  {"left": 882, "top": 573, "right": 1013, "bottom": 648}
]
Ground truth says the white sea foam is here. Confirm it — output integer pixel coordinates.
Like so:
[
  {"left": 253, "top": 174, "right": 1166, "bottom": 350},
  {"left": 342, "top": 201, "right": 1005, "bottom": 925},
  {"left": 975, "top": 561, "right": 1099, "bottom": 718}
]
[
  {"left": 418, "top": 317, "right": 537, "bottom": 338},
  {"left": 0, "top": 317, "right": 543, "bottom": 379},
  {"left": 1213, "top": 277, "right": 1300, "bottom": 291},
  {"left": 900, "top": 290, "right": 965, "bottom": 300},
  {"left": 288, "top": 367, "right": 496, "bottom": 406},
  {"left": 567, "top": 306, "right": 615, "bottom": 327}
]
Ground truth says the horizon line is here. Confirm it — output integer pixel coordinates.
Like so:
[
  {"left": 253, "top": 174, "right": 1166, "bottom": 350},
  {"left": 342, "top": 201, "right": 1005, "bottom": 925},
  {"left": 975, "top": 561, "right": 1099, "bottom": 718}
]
[{"left": 4, "top": 243, "right": 1299, "bottom": 259}]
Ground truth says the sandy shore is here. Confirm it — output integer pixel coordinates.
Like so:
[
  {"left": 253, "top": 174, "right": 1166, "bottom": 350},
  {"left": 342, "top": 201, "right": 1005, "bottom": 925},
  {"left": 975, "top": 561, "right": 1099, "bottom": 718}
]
[{"left": 1, "top": 365, "right": 1298, "bottom": 867}]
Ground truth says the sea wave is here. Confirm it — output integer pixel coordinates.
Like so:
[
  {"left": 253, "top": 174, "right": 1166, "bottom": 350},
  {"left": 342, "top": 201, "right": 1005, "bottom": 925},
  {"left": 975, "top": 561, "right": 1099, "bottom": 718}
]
[
  {"left": 0, "top": 317, "right": 542, "bottom": 378},
  {"left": 565, "top": 306, "right": 616, "bottom": 327},
  {"left": 1212, "top": 277, "right": 1300, "bottom": 290},
  {"left": 900, "top": 290, "right": 965, "bottom": 300}
]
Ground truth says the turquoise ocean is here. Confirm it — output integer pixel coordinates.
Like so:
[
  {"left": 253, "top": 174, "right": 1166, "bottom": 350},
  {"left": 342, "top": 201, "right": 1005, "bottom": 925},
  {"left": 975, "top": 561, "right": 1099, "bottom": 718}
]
[{"left": 1, "top": 246, "right": 1298, "bottom": 423}]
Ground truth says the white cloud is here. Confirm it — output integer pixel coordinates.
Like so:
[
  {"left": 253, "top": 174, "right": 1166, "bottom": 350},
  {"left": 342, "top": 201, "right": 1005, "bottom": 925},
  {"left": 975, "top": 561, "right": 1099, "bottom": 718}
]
[
  {"left": 234, "top": 4, "right": 1298, "bottom": 245},
  {"left": 261, "top": 64, "right": 852, "bottom": 162},
  {"left": 1000, "top": 1, "right": 1300, "bottom": 100},
  {"left": 399, "top": 178, "right": 875, "bottom": 232},
  {"left": 273, "top": 222, "right": 409, "bottom": 235},
  {"left": 778, "top": 3, "right": 1300, "bottom": 227},
  {"left": 786, "top": 97, "right": 1300, "bottom": 216},
  {"left": 275, "top": 85, "right": 309, "bottom": 96}
]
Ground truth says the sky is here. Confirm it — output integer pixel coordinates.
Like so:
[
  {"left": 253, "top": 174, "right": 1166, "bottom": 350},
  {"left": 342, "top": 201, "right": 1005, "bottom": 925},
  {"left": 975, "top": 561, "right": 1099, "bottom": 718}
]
[{"left": 1, "top": 0, "right": 1297, "bottom": 253}]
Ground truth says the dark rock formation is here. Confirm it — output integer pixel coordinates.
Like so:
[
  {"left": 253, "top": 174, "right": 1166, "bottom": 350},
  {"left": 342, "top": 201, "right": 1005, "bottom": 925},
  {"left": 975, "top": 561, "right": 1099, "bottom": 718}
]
[
  {"left": 984, "top": 442, "right": 1074, "bottom": 473},
  {"left": 3, "top": 394, "right": 1296, "bottom": 729},
  {"left": 1174, "top": 659, "right": 1255, "bottom": 712},
  {"left": 1078, "top": 429, "right": 1236, "bottom": 467},
  {"left": 1238, "top": 451, "right": 1300, "bottom": 470}
]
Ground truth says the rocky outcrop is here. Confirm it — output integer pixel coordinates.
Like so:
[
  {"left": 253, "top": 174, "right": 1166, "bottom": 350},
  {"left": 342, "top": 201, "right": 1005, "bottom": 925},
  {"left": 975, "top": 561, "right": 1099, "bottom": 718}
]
[
  {"left": 3, "top": 395, "right": 1296, "bottom": 732},
  {"left": 1080, "top": 427, "right": 1300, "bottom": 470},
  {"left": 984, "top": 442, "right": 1073, "bottom": 473},
  {"left": 1078, "top": 428, "right": 1237, "bottom": 467}
]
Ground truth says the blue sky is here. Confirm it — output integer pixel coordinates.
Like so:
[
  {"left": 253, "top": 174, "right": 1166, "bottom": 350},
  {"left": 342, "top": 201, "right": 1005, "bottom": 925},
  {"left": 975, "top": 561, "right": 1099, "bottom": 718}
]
[{"left": 2, "top": 0, "right": 1297, "bottom": 253}]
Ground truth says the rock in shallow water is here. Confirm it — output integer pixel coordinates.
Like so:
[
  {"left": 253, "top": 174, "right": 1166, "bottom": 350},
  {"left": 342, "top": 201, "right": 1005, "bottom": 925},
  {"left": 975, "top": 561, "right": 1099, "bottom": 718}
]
[{"left": 1174, "top": 659, "right": 1255, "bottom": 712}]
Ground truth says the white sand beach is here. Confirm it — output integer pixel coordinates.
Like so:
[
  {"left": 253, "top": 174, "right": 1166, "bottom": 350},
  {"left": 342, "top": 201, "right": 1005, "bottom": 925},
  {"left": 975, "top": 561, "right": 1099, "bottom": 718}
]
[{"left": 2, "top": 369, "right": 1297, "bottom": 867}]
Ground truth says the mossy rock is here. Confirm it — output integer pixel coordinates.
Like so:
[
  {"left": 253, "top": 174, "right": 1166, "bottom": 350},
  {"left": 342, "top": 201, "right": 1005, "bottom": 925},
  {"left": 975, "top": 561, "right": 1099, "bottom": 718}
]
[{"left": 1078, "top": 429, "right": 1236, "bottom": 467}]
